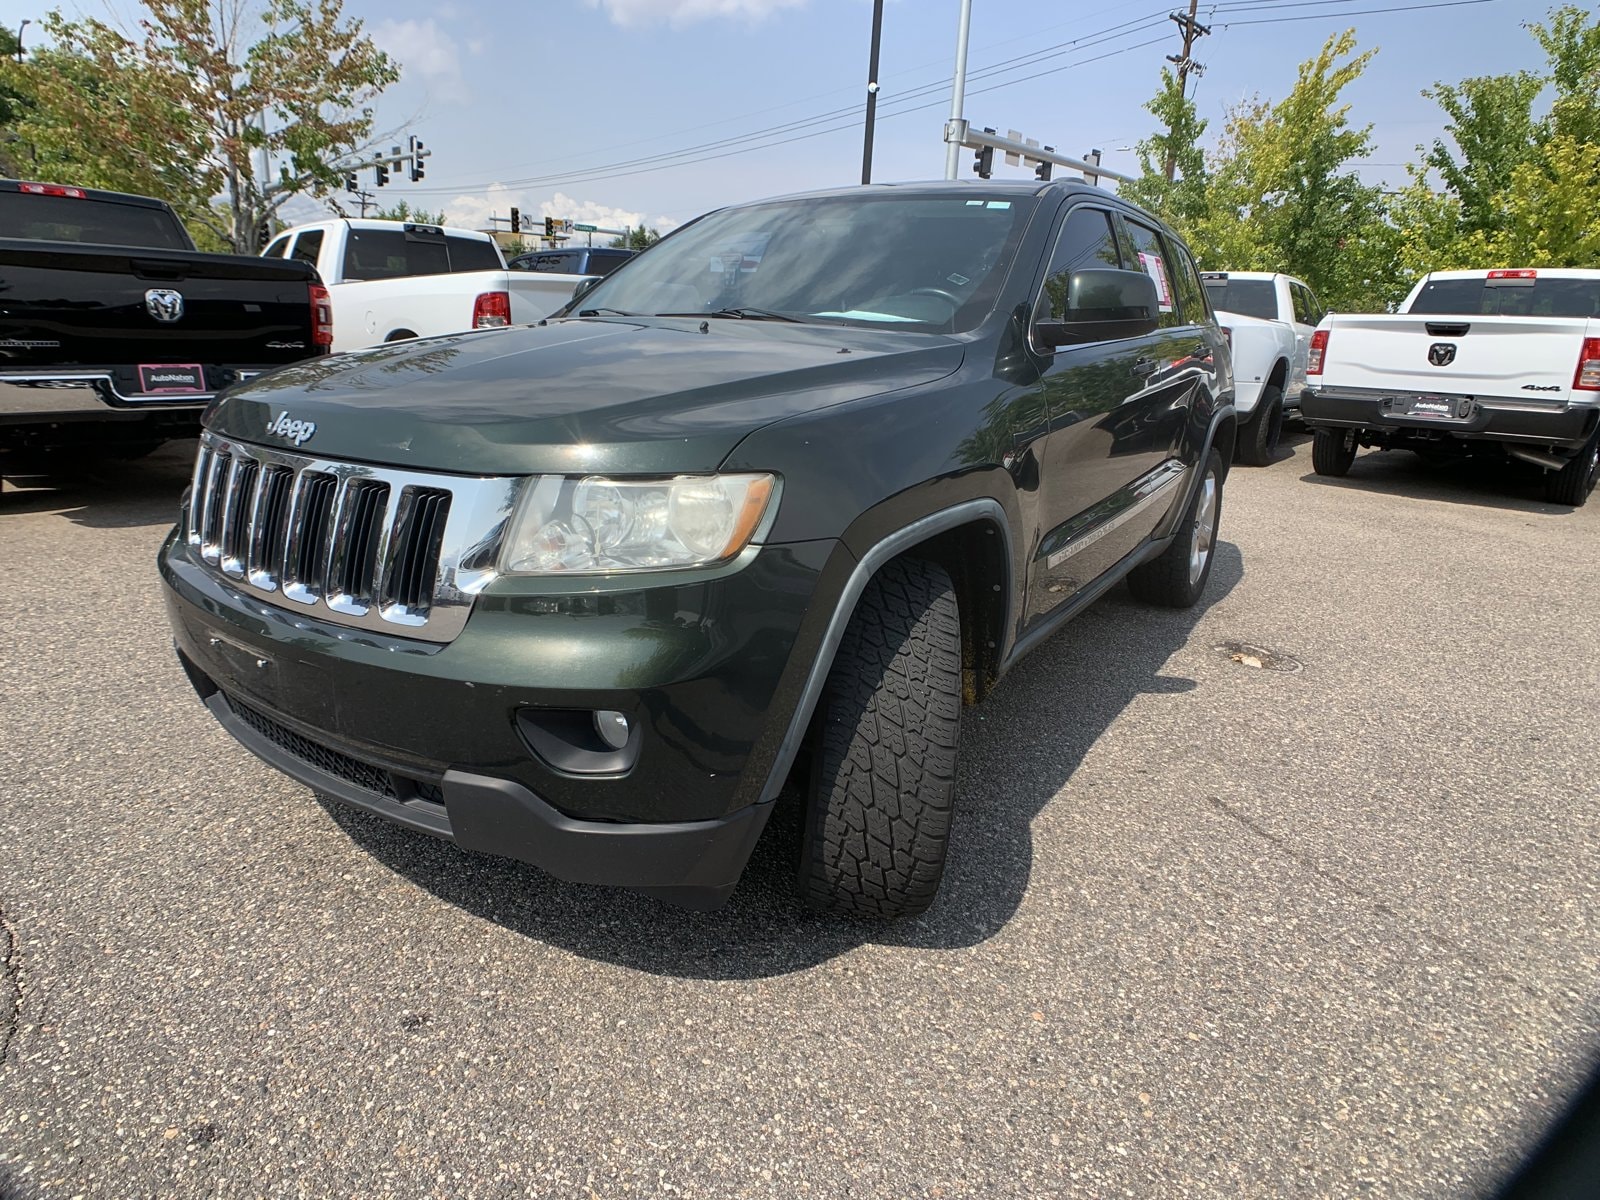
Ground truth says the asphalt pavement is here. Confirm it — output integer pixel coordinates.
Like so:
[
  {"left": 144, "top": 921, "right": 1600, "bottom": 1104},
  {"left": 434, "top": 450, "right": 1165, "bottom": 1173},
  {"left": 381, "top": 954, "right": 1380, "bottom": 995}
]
[{"left": 1, "top": 436, "right": 1596, "bottom": 1198}]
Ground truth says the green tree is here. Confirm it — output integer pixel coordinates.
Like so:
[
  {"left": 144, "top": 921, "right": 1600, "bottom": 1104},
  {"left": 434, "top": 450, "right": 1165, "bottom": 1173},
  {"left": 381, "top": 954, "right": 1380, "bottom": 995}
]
[
  {"left": 1190, "top": 32, "right": 1401, "bottom": 311},
  {"left": 609, "top": 224, "right": 661, "bottom": 251},
  {"left": 373, "top": 200, "right": 447, "bottom": 226},
  {"left": 1120, "top": 66, "right": 1208, "bottom": 234},
  {"left": 0, "top": 0, "right": 398, "bottom": 253},
  {"left": 1420, "top": 71, "right": 1543, "bottom": 237},
  {"left": 1399, "top": 5, "right": 1600, "bottom": 271}
]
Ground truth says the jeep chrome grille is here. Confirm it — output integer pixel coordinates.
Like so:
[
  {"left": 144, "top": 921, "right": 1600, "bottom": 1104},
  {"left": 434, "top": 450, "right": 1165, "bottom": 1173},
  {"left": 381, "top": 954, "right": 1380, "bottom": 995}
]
[{"left": 186, "top": 432, "right": 522, "bottom": 643}]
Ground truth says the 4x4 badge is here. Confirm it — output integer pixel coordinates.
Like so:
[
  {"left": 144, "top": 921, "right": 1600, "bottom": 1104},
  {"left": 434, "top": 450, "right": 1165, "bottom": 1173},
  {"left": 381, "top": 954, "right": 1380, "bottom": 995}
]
[
  {"left": 1428, "top": 342, "right": 1457, "bottom": 366},
  {"left": 266, "top": 411, "right": 317, "bottom": 446},
  {"left": 145, "top": 288, "right": 185, "bottom": 323}
]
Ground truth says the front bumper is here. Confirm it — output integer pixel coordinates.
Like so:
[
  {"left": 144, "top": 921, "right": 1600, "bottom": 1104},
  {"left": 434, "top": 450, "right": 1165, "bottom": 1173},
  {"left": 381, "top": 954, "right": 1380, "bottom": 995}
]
[
  {"left": 1301, "top": 386, "right": 1600, "bottom": 448},
  {"left": 161, "top": 527, "right": 849, "bottom": 903}
]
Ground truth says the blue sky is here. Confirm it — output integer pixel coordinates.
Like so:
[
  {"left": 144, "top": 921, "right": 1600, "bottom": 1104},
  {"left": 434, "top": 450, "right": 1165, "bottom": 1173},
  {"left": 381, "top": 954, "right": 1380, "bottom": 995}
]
[{"left": 2, "top": 0, "right": 1557, "bottom": 234}]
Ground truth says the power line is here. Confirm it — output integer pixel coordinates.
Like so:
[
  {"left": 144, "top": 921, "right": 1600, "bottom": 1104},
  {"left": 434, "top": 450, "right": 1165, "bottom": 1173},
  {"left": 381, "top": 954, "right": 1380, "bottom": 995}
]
[
  {"left": 402, "top": 10, "right": 1180, "bottom": 196},
  {"left": 1213, "top": 0, "right": 1500, "bottom": 25}
]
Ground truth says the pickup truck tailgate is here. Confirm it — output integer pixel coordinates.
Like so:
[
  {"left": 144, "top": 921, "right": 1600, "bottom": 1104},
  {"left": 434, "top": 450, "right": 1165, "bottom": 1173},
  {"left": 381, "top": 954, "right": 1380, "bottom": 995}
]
[
  {"left": 1320, "top": 314, "right": 1595, "bottom": 402},
  {"left": 0, "top": 239, "right": 321, "bottom": 374}
]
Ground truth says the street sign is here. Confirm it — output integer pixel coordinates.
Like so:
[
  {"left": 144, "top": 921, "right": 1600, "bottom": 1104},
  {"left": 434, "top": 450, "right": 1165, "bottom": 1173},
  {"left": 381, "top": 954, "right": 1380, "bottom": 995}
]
[{"left": 573, "top": 223, "right": 597, "bottom": 233}]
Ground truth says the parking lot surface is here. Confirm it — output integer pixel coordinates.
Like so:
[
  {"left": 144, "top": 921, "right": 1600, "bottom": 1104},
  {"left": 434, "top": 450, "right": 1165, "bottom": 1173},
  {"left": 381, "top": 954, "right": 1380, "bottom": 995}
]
[{"left": 1, "top": 438, "right": 1596, "bottom": 1198}]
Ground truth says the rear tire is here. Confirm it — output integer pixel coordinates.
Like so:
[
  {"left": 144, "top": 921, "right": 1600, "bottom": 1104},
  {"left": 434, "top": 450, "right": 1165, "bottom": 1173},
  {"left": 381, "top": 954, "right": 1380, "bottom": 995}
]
[
  {"left": 1312, "top": 427, "right": 1358, "bottom": 477},
  {"left": 1544, "top": 431, "right": 1600, "bottom": 507},
  {"left": 1237, "top": 385, "right": 1284, "bottom": 466},
  {"left": 1127, "top": 449, "right": 1224, "bottom": 609},
  {"left": 800, "top": 558, "right": 962, "bottom": 920}
]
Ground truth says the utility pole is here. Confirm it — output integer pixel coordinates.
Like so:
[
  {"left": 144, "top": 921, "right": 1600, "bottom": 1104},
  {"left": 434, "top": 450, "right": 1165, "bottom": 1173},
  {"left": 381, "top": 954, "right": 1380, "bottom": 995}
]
[
  {"left": 942, "top": 0, "right": 974, "bottom": 180},
  {"left": 353, "top": 190, "right": 374, "bottom": 218},
  {"left": 1164, "top": 0, "right": 1210, "bottom": 181},
  {"left": 860, "top": 0, "right": 885, "bottom": 185}
]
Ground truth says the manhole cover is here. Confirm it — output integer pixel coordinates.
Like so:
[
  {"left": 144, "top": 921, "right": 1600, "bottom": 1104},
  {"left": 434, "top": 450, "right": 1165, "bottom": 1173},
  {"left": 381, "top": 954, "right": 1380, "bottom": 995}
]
[{"left": 1215, "top": 640, "right": 1303, "bottom": 673}]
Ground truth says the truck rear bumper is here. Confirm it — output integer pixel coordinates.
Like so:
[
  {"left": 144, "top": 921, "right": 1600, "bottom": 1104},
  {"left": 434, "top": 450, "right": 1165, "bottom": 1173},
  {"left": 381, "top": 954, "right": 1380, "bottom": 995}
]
[{"left": 1301, "top": 386, "right": 1599, "bottom": 448}]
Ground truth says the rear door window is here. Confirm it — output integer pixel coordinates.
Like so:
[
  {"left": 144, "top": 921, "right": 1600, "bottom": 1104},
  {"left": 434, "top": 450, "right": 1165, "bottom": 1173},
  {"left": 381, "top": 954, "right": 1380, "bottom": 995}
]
[
  {"left": 1118, "top": 218, "right": 1181, "bottom": 328},
  {"left": 290, "top": 229, "right": 323, "bottom": 268},
  {"left": 1169, "top": 246, "right": 1211, "bottom": 326},
  {"left": 1290, "top": 283, "right": 1320, "bottom": 325}
]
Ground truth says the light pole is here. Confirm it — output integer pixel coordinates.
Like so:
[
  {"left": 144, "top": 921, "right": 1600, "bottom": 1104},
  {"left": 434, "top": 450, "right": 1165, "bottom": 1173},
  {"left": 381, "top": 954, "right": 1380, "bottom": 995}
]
[
  {"left": 942, "top": 0, "right": 973, "bottom": 180},
  {"left": 15, "top": 19, "right": 30, "bottom": 60},
  {"left": 860, "top": 0, "right": 884, "bottom": 185}
]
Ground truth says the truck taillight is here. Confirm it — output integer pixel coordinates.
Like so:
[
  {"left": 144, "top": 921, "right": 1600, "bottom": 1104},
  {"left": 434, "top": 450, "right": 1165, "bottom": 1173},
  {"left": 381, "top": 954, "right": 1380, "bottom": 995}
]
[
  {"left": 309, "top": 283, "right": 334, "bottom": 348},
  {"left": 1308, "top": 328, "right": 1329, "bottom": 375},
  {"left": 1220, "top": 326, "right": 1232, "bottom": 347},
  {"left": 473, "top": 291, "right": 512, "bottom": 329},
  {"left": 19, "top": 181, "right": 87, "bottom": 198},
  {"left": 1575, "top": 337, "right": 1600, "bottom": 391}
]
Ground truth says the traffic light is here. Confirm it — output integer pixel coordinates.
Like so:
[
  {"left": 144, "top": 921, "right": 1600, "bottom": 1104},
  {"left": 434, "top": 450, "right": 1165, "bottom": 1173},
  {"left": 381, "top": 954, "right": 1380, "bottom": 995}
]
[
  {"left": 391, "top": 146, "right": 403, "bottom": 172},
  {"left": 973, "top": 128, "right": 995, "bottom": 180},
  {"left": 345, "top": 173, "right": 358, "bottom": 193},
  {"left": 510, "top": 207, "right": 520, "bottom": 234},
  {"left": 408, "top": 136, "right": 425, "bottom": 182},
  {"left": 1035, "top": 146, "right": 1054, "bottom": 182},
  {"left": 374, "top": 161, "right": 389, "bottom": 187},
  {"left": 544, "top": 216, "right": 556, "bottom": 238}
]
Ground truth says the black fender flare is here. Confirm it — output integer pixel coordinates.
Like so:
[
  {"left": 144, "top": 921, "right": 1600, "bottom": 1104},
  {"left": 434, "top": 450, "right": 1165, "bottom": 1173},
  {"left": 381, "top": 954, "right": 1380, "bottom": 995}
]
[{"left": 756, "top": 497, "right": 1014, "bottom": 803}]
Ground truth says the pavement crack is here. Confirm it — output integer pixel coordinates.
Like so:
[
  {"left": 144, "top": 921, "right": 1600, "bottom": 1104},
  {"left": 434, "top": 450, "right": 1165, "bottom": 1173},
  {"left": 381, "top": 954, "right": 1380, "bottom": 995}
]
[
  {"left": 1205, "top": 795, "right": 1549, "bottom": 1004},
  {"left": 0, "top": 901, "right": 20, "bottom": 1064}
]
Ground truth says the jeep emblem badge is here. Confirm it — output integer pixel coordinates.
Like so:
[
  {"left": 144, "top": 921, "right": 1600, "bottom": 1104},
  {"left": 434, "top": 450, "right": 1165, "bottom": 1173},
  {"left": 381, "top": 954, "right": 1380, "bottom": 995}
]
[
  {"left": 1428, "top": 342, "right": 1457, "bottom": 367},
  {"left": 144, "top": 288, "right": 185, "bottom": 323},
  {"left": 267, "top": 411, "right": 317, "bottom": 447}
]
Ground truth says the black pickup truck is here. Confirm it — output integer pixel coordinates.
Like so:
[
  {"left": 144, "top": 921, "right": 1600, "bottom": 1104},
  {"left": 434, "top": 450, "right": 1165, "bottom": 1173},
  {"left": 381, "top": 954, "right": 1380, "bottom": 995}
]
[
  {"left": 159, "top": 180, "right": 1236, "bottom": 917},
  {"left": 0, "top": 180, "right": 330, "bottom": 476}
]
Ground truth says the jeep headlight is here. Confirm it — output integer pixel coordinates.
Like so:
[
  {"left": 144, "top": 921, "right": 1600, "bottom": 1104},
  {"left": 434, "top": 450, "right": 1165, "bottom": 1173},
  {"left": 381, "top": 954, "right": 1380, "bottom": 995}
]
[{"left": 500, "top": 473, "right": 777, "bottom": 575}]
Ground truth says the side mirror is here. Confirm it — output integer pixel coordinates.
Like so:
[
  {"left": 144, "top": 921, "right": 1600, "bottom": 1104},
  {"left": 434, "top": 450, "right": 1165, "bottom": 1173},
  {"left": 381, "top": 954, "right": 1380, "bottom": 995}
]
[
  {"left": 571, "top": 275, "right": 602, "bottom": 302},
  {"left": 1035, "top": 268, "right": 1160, "bottom": 349}
]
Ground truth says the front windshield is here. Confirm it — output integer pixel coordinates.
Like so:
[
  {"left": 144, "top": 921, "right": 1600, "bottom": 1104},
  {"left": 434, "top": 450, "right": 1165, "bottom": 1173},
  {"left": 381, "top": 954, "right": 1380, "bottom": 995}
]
[{"left": 570, "top": 193, "right": 1035, "bottom": 333}]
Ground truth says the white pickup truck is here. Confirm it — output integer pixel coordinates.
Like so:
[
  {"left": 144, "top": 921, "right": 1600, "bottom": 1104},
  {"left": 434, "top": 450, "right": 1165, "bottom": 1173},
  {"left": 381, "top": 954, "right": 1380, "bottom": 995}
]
[
  {"left": 1200, "top": 270, "right": 1324, "bottom": 465},
  {"left": 1301, "top": 268, "right": 1600, "bottom": 506},
  {"left": 262, "top": 219, "right": 591, "bottom": 353}
]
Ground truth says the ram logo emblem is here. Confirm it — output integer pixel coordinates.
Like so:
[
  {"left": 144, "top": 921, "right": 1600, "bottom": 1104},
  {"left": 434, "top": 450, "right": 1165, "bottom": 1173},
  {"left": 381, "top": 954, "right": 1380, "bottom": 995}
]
[
  {"left": 145, "top": 288, "right": 185, "bottom": 323},
  {"left": 1427, "top": 342, "right": 1457, "bottom": 367}
]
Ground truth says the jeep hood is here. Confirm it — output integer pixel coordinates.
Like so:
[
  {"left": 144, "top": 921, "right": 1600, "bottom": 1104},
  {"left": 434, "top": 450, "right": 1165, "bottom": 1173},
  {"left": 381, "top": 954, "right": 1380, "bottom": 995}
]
[{"left": 207, "top": 317, "right": 966, "bottom": 476}]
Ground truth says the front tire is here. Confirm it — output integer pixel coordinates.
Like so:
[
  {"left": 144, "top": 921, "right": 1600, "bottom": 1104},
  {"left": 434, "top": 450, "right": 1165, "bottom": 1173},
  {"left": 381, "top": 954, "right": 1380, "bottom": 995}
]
[
  {"left": 1127, "top": 449, "right": 1224, "bottom": 609},
  {"left": 1544, "top": 431, "right": 1600, "bottom": 507},
  {"left": 1312, "top": 427, "right": 1358, "bottom": 477},
  {"left": 800, "top": 558, "right": 962, "bottom": 920},
  {"left": 1237, "top": 384, "right": 1284, "bottom": 466}
]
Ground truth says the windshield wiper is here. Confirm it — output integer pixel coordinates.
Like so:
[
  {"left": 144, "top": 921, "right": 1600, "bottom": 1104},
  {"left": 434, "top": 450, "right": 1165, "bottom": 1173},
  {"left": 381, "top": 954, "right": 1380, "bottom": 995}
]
[
  {"left": 654, "top": 307, "right": 805, "bottom": 323},
  {"left": 710, "top": 307, "right": 804, "bottom": 322},
  {"left": 577, "top": 307, "right": 635, "bottom": 317}
]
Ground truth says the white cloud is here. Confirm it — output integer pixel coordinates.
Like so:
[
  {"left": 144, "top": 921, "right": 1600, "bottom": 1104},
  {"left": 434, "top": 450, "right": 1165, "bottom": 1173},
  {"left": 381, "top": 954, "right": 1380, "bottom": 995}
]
[
  {"left": 372, "top": 18, "right": 468, "bottom": 104},
  {"left": 585, "top": 0, "right": 807, "bottom": 28},
  {"left": 441, "top": 187, "right": 675, "bottom": 238}
]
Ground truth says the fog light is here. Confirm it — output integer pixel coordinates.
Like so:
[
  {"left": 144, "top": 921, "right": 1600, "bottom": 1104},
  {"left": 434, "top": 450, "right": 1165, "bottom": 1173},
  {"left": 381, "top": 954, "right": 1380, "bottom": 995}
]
[{"left": 595, "top": 710, "right": 631, "bottom": 751}]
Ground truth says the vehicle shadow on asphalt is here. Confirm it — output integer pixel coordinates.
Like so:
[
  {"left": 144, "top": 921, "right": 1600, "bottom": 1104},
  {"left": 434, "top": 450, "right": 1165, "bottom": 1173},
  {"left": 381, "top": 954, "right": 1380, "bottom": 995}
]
[
  {"left": 0, "top": 442, "right": 197, "bottom": 529},
  {"left": 1277, "top": 432, "right": 1573, "bottom": 514},
  {"left": 325, "top": 542, "right": 1244, "bottom": 981}
]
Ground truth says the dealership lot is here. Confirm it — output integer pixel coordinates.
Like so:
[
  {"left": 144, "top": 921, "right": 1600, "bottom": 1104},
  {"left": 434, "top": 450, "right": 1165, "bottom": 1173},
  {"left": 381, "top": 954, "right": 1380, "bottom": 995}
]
[{"left": 1, "top": 440, "right": 1596, "bottom": 1198}]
